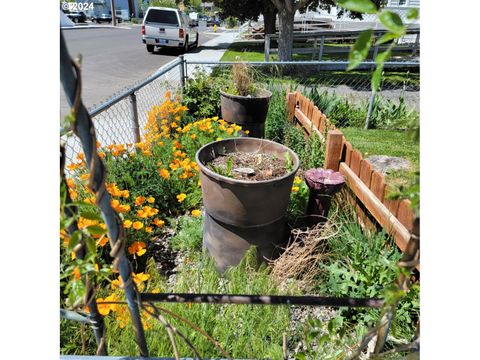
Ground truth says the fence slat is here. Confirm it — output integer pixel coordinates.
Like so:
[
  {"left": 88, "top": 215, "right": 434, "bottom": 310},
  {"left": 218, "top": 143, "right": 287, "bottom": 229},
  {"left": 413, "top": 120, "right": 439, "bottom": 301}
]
[
  {"left": 383, "top": 187, "right": 400, "bottom": 217},
  {"left": 343, "top": 141, "right": 353, "bottom": 166},
  {"left": 339, "top": 163, "right": 411, "bottom": 252},
  {"left": 397, "top": 199, "right": 414, "bottom": 232},
  {"left": 370, "top": 172, "right": 386, "bottom": 202},
  {"left": 286, "top": 92, "right": 298, "bottom": 121},
  {"left": 307, "top": 100, "right": 314, "bottom": 119},
  {"left": 294, "top": 108, "right": 322, "bottom": 138},
  {"left": 319, "top": 114, "right": 327, "bottom": 133},
  {"left": 350, "top": 150, "right": 363, "bottom": 175},
  {"left": 359, "top": 159, "right": 373, "bottom": 187},
  {"left": 324, "top": 130, "right": 344, "bottom": 171},
  {"left": 311, "top": 106, "right": 321, "bottom": 130}
]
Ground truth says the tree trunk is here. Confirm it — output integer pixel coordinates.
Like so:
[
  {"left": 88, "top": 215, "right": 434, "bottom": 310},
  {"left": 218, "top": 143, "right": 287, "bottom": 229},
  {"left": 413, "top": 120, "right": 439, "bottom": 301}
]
[
  {"left": 277, "top": 5, "right": 295, "bottom": 61},
  {"left": 263, "top": 5, "right": 277, "bottom": 36}
]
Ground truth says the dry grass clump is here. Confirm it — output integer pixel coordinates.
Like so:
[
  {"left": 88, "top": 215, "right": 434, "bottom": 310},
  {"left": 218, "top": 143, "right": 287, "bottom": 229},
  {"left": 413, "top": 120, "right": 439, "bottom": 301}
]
[{"left": 270, "top": 210, "right": 341, "bottom": 292}]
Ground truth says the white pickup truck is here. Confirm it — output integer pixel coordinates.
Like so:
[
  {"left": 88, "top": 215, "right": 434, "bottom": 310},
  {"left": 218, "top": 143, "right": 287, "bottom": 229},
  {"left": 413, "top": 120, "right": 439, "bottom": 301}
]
[{"left": 141, "top": 7, "right": 199, "bottom": 53}]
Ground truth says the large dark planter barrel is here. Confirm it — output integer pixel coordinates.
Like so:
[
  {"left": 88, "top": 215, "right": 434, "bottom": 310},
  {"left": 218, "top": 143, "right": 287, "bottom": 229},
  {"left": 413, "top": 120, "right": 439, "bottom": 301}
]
[
  {"left": 220, "top": 89, "right": 272, "bottom": 138},
  {"left": 196, "top": 137, "right": 300, "bottom": 272}
]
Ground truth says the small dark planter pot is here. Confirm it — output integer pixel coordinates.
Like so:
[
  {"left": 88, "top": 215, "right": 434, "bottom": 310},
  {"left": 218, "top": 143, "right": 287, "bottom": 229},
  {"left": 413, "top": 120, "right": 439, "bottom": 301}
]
[
  {"left": 304, "top": 168, "right": 345, "bottom": 227},
  {"left": 196, "top": 137, "right": 300, "bottom": 272},
  {"left": 220, "top": 89, "right": 272, "bottom": 138}
]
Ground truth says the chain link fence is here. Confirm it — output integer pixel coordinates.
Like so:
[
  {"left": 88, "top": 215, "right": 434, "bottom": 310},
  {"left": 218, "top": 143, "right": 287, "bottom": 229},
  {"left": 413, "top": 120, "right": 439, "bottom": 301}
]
[
  {"left": 62, "top": 57, "right": 184, "bottom": 174},
  {"left": 62, "top": 59, "right": 419, "bottom": 173}
]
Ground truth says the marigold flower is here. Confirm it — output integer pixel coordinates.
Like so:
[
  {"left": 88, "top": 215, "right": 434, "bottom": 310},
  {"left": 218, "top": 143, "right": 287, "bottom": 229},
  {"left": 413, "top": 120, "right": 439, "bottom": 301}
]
[
  {"left": 176, "top": 193, "right": 187, "bottom": 203},
  {"left": 145, "top": 226, "right": 153, "bottom": 233},
  {"left": 191, "top": 209, "right": 202, "bottom": 218},
  {"left": 123, "top": 220, "right": 132, "bottom": 228},
  {"left": 151, "top": 288, "right": 161, "bottom": 294},
  {"left": 132, "top": 221, "right": 144, "bottom": 230},
  {"left": 147, "top": 196, "right": 155, "bottom": 203},
  {"left": 80, "top": 173, "right": 90, "bottom": 181},
  {"left": 294, "top": 176, "right": 302, "bottom": 184},
  {"left": 190, "top": 134, "right": 197, "bottom": 140},
  {"left": 291, "top": 186, "right": 300, "bottom": 192}
]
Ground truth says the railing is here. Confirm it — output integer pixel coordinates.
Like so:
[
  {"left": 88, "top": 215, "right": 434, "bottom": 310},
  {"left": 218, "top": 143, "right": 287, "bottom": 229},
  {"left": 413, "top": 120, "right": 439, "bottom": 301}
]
[{"left": 264, "top": 27, "right": 420, "bottom": 61}]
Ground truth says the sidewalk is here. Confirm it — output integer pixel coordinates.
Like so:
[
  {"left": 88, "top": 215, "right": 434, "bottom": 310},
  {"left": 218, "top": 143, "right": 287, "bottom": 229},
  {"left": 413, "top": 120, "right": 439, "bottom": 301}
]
[{"left": 184, "top": 30, "right": 238, "bottom": 63}]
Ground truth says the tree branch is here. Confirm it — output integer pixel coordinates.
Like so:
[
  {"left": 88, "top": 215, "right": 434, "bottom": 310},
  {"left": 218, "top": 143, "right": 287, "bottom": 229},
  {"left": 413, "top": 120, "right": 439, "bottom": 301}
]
[
  {"left": 295, "top": 0, "right": 311, "bottom": 11},
  {"left": 270, "top": 0, "right": 283, "bottom": 10}
]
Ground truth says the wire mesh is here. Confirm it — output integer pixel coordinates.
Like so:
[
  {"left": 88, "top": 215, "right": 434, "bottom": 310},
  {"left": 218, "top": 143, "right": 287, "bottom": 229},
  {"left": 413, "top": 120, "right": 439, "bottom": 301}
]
[
  {"left": 62, "top": 63, "right": 183, "bottom": 175},
  {"left": 185, "top": 61, "right": 419, "bottom": 129},
  {"left": 63, "top": 60, "right": 419, "bottom": 173}
]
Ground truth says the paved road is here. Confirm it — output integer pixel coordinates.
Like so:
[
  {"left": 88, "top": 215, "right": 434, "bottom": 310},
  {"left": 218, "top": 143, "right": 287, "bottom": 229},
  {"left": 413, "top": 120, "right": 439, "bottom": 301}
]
[{"left": 60, "top": 25, "right": 217, "bottom": 119}]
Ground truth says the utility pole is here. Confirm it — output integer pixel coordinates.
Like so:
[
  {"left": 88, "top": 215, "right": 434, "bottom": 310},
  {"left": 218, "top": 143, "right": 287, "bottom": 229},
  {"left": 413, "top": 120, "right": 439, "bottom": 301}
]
[{"left": 110, "top": 0, "right": 117, "bottom": 26}]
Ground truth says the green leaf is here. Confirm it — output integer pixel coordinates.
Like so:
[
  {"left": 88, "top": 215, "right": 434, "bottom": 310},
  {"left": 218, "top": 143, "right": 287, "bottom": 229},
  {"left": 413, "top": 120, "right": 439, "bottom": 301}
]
[
  {"left": 67, "top": 230, "right": 82, "bottom": 252},
  {"left": 406, "top": 8, "right": 419, "bottom": 20},
  {"left": 371, "top": 64, "right": 384, "bottom": 92},
  {"left": 378, "top": 11, "right": 405, "bottom": 35},
  {"left": 60, "top": 181, "right": 67, "bottom": 207},
  {"left": 85, "top": 236, "right": 97, "bottom": 254},
  {"left": 79, "top": 209, "right": 103, "bottom": 222},
  {"left": 85, "top": 225, "right": 108, "bottom": 236},
  {"left": 348, "top": 29, "right": 373, "bottom": 71},
  {"left": 375, "top": 48, "right": 392, "bottom": 65},
  {"left": 60, "top": 217, "right": 74, "bottom": 230},
  {"left": 295, "top": 353, "right": 306, "bottom": 360},
  {"left": 335, "top": 0, "right": 378, "bottom": 14},
  {"left": 375, "top": 32, "right": 399, "bottom": 45}
]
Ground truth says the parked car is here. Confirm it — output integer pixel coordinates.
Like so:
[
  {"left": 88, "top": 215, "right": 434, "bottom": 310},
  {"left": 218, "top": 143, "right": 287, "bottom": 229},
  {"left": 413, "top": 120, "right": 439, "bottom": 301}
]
[
  {"left": 91, "top": 12, "right": 123, "bottom": 23},
  {"left": 206, "top": 16, "right": 220, "bottom": 27},
  {"left": 65, "top": 11, "right": 87, "bottom": 23},
  {"left": 141, "top": 7, "right": 199, "bottom": 53}
]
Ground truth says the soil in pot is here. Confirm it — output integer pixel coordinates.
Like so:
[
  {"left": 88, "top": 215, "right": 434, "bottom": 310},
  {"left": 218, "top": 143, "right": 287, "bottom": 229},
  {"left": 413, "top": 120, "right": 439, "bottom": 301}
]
[{"left": 207, "top": 151, "right": 292, "bottom": 181}]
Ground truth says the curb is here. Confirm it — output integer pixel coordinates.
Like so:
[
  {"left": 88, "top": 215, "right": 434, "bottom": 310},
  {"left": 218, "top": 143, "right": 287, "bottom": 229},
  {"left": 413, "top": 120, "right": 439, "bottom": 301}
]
[{"left": 61, "top": 25, "right": 132, "bottom": 30}]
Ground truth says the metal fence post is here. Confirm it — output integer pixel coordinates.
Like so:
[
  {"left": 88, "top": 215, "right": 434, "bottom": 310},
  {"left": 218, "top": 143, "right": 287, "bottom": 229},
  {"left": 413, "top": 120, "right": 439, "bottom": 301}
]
[
  {"left": 179, "top": 55, "right": 185, "bottom": 89},
  {"left": 129, "top": 92, "right": 141, "bottom": 143},
  {"left": 265, "top": 34, "right": 271, "bottom": 62},
  {"left": 365, "top": 90, "right": 376, "bottom": 130}
]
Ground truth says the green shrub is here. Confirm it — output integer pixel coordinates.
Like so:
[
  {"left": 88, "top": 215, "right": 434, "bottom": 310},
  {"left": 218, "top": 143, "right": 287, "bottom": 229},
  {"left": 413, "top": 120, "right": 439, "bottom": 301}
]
[
  {"left": 225, "top": 16, "right": 238, "bottom": 29},
  {"left": 182, "top": 71, "right": 226, "bottom": 119},
  {"left": 264, "top": 88, "right": 289, "bottom": 143},
  {"left": 169, "top": 215, "right": 203, "bottom": 252},
  {"left": 317, "top": 212, "right": 419, "bottom": 340}
]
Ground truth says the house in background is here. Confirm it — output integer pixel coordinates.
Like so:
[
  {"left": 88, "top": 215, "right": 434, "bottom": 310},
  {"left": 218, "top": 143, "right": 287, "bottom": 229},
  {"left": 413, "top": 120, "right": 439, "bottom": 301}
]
[{"left": 75, "top": 0, "right": 140, "bottom": 19}]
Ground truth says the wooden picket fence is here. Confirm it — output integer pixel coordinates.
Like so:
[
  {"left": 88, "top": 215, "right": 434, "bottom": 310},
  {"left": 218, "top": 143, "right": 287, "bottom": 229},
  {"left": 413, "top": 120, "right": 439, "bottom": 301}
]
[{"left": 286, "top": 91, "right": 417, "bottom": 262}]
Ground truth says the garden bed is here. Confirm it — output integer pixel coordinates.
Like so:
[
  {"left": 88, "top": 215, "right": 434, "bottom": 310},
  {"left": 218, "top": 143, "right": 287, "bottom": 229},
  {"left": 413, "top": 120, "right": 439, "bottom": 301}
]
[{"left": 61, "top": 72, "right": 419, "bottom": 359}]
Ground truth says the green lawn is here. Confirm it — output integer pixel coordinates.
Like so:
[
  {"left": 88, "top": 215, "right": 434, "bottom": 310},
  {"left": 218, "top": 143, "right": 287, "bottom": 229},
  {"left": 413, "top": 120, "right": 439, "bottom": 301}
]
[{"left": 339, "top": 128, "right": 419, "bottom": 189}]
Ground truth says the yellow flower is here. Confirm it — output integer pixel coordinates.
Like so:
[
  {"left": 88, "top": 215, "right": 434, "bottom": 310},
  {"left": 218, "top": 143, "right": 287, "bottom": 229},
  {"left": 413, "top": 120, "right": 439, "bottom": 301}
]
[
  {"left": 153, "top": 218, "right": 165, "bottom": 227},
  {"left": 176, "top": 193, "right": 187, "bottom": 203},
  {"left": 134, "top": 196, "right": 146, "bottom": 206},
  {"left": 159, "top": 168, "right": 170, "bottom": 180},
  {"left": 128, "top": 241, "right": 147, "bottom": 256},
  {"left": 291, "top": 186, "right": 299, "bottom": 192},
  {"left": 147, "top": 196, "right": 155, "bottom": 203},
  {"left": 72, "top": 267, "right": 81, "bottom": 280},
  {"left": 294, "top": 176, "right": 302, "bottom": 184},
  {"left": 132, "top": 221, "right": 144, "bottom": 230},
  {"left": 97, "top": 236, "right": 109, "bottom": 247},
  {"left": 151, "top": 288, "right": 161, "bottom": 294},
  {"left": 133, "top": 272, "right": 150, "bottom": 285},
  {"left": 190, "top": 134, "right": 197, "bottom": 140},
  {"left": 123, "top": 220, "right": 133, "bottom": 229},
  {"left": 191, "top": 209, "right": 201, "bottom": 218},
  {"left": 145, "top": 226, "right": 153, "bottom": 233}
]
